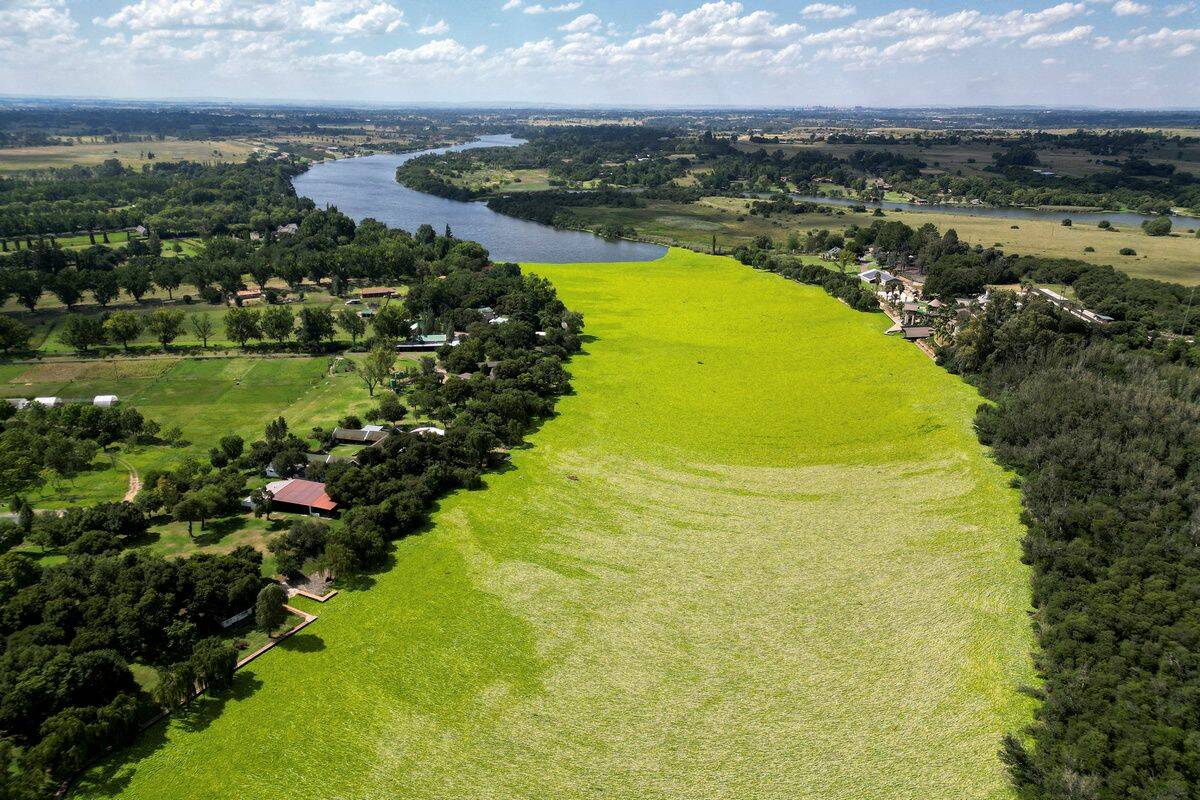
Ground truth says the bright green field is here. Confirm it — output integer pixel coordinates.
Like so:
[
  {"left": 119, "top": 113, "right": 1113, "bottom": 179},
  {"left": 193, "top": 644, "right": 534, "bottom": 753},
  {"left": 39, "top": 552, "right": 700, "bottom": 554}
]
[{"left": 75, "top": 249, "right": 1034, "bottom": 800}]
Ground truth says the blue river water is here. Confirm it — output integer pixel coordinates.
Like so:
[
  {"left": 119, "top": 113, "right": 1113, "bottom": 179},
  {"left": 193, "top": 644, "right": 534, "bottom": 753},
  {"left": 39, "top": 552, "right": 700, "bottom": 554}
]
[{"left": 292, "top": 134, "right": 667, "bottom": 264}]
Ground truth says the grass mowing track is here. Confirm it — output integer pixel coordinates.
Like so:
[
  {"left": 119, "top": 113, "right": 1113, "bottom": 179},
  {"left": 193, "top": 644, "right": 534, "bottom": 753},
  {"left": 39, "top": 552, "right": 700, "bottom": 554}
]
[{"left": 75, "top": 249, "right": 1034, "bottom": 800}]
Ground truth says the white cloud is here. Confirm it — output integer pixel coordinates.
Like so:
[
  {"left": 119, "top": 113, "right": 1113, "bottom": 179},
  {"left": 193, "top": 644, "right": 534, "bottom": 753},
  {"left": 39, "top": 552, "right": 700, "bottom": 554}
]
[
  {"left": 804, "top": 3, "right": 1091, "bottom": 64},
  {"left": 418, "top": 19, "right": 450, "bottom": 35},
  {"left": 1112, "top": 0, "right": 1151, "bottom": 15},
  {"left": 501, "top": 0, "right": 522, "bottom": 9},
  {"left": 1115, "top": 25, "right": 1200, "bottom": 50},
  {"left": 1164, "top": 2, "right": 1196, "bottom": 15},
  {"left": 801, "top": 3, "right": 856, "bottom": 19},
  {"left": 1024, "top": 24, "right": 1094, "bottom": 46},
  {"left": 1173, "top": 42, "right": 1197, "bottom": 54},
  {"left": 95, "top": 0, "right": 406, "bottom": 36},
  {"left": 523, "top": 3, "right": 583, "bottom": 14},
  {"left": 560, "top": 13, "right": 601, "bottom": 32}
]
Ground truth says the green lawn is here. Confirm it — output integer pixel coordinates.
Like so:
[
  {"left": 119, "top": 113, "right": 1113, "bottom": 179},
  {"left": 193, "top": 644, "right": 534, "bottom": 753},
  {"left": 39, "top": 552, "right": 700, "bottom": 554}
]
[{"left": 75, "top": 249, "right": 1033, "bottom": 800}]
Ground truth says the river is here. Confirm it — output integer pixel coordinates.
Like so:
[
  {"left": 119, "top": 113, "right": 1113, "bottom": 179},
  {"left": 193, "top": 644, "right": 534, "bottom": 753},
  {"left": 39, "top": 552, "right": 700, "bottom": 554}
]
[
  {"left": 791, "top": 192, "right": 1200, "bottom": 229},
  {"left": 292, "top": 134, "right": 667, "bottom": 263}
]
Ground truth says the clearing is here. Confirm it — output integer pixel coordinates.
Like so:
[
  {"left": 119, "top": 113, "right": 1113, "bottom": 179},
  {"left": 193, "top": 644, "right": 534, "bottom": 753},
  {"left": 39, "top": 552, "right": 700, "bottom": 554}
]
[
  {"left": 0, "top": 139, "right": 262, "bottom": 172},
  {"left": 75, "top": 249, "right": 1033, "bottom": 800}
]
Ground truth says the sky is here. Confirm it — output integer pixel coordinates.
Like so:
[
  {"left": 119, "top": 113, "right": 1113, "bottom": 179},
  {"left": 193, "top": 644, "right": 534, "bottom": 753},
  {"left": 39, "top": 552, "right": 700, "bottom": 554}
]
[{"left": 0, "top": 0, "right": 1197, "bottom": 107}]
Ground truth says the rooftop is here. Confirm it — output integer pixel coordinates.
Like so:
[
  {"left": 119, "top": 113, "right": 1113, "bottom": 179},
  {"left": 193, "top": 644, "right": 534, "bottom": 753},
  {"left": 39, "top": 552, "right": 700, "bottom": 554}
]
[{"left": 266, "top": 478, "right": 337, "bottom": 512}]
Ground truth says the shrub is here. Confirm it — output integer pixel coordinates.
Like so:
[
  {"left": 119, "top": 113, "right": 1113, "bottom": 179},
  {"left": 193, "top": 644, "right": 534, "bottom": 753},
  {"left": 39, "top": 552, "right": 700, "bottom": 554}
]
[
  {"left": 1119, "top": 247, "right": 1137, "bottom": 256},
  {"left": 1141, "top": 217, "right": 1172, "bottom": 236}
]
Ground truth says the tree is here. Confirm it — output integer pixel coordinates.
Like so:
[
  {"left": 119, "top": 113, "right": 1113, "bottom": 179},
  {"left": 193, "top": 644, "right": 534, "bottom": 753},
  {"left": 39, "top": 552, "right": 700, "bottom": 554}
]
[
  {"left": 60, "top": 315, "right": 107, "bottom": 353},
  {"left": 146, "top": 309, "right": 185, "bottom": 348},
  {"left": 104, "top": 311, "right": 144, "bottom": 351},
  {"left": 116, "top": 262, "right": 154, "bottom": 302},
  {"left": 11, "top": 270, "right": 44, "bottom": 312},
  {"left": 372, "top": 305, "right": 409, "bottom": 340},
  {"left": 377, "top": 392, "right": 408, "bottom": 424},
  {"left": 50, "top": 269, "right": 84, "bottom": 309},
  {"left": 0, "top": 316, "right": 32, "bottom": 353},
  {"left": 297, "top": 307, "right": 335, "bottom": 350},
  {"left": 153, "top": 661, "right": 196, "bottom": 710},
  {"left": 224, "top": 307, "right": 261, "bottom": 348},
  {"left": 336, "top": 306, "right": 366, "bottom": 344},
  {"left": 90, "top": 270, "right": 121, "bottom": 307},
  {"left": 1142, "top": 217, "right": 1172, "bottom": 236},
  {"left": 250, "top": 260, "right": 274, "bottom": 290},
  {"left": 219, "top": 434, "right": 244, "bottom": 461},
  {"left": 250, "top": 487, "right": 274, "bottom": 520},
  {"left": 360, "top": 344, "right": 396, "bottom": 397},
  {"left": 255, "top": 584, "right": 288, "bottom": 635},
  {"left": 189, "top": 314, "right": 215, "bottom": 347},
  {"left": 153, "top": 262, "right": 183, "bottom": 300},
  {"left": 190, "top": 638, "right": 236, "bottom": 694},
  {"left": 259, "top": 305, "right": 295, "bottom": 345}
]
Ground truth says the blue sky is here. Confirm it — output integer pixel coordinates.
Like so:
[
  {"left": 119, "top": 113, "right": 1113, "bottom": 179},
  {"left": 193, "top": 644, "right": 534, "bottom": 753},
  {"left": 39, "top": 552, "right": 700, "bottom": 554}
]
[{"left": 0, "top": 0, "right": 1197, "bottom": 107}]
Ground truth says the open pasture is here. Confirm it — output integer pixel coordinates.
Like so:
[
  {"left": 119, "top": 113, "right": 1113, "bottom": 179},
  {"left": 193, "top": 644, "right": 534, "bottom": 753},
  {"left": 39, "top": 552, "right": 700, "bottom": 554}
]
[
  {"left": 0, "top": 139, "right": 261, "bottom": 172},
  {"left": 77, "top": 249, "right": 1033, "bottom": 800}
]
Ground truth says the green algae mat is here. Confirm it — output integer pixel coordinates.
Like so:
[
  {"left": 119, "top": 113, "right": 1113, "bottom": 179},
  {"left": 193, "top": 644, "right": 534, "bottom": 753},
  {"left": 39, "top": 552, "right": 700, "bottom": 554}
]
[{"left": 77, "top": 249, "right": 1034, "bottom": 799}]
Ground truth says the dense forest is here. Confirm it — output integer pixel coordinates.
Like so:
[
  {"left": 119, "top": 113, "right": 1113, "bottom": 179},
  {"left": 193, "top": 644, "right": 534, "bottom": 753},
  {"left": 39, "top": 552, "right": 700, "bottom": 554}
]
[{"left": 0, "top": 156, "right": 310, "bottom": 239}]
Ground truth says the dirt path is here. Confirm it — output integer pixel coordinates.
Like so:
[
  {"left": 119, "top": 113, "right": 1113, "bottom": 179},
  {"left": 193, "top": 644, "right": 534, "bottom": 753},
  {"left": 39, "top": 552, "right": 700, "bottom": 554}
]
[{"left": 119, "top": 459, "right": 141, "bottom": 502}]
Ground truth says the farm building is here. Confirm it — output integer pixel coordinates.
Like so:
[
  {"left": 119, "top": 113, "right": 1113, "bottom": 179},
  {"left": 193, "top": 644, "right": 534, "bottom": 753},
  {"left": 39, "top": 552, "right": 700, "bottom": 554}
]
[
  {"left": 360, "top": 287, "right": 395, "bottom": 299},
  {"left": 397, "top": 333, "right": 457, "bottom": 352},
  {"left": 93, "top": 395, "right": 120, "bottom": 408},
  {"left": 332, "top": 427, "right": 388, "bottom": 445},
  {"left": 32, "top": 397, "right": 61, "bottom": 408},
  {"left": 261, "top": 478, "right": 338, "bottom": 517}
]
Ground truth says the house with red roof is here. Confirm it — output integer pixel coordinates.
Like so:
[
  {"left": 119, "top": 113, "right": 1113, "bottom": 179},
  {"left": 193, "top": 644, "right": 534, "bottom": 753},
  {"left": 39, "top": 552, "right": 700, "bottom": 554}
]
[{"left": 261, "top": 478, "right": 338, "bottom": 517}]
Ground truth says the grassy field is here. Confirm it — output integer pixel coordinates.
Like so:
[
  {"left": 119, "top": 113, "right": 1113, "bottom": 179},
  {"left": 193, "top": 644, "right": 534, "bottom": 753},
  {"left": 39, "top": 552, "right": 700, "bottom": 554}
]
[
  {"left": 0, "top": 139, "right": 261, "bottom": 172},
  {"left": 569, "top": 196, "right": 1200, "bottom": 284},
  {"left": 76, "top": 249, "right": 1033, "bottom": 800}
]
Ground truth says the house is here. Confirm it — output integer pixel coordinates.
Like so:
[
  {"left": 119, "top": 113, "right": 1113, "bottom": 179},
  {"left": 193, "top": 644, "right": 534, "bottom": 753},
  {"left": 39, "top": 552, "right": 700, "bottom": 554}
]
[
  {"left": 133, "top": 225, "right": 148, "bottom": 236},
  {"left": 249, "top": 231, "right": 263, "bottom": 241},
  {"left": 902, "top": 326, "right": 933, "bottom": 340},
  {"left": 262, "top": 478, "right": 338, "bottom": 517},
  {"left": 488, "top": 316, "right": 510, "bottom": 325},
  {"left": 276, "top": 223, "right": 299, "bottom": 236},
  {"left": 901, "top": 302, "right": 932, "bottom": 326},
  {"left": 858, "top": 268, "right": 897, "bottom": 285},
  {"left": 92, "top": 395, "right": 119, "bottom": 408},
  {"left": 235, "top": 289, "right": 262, "bottom": 303},
  {"left": 332, "top": 427, "right": 388, "bottom": 445},
  {"left": 360, "top": 287, "right": 395, "bottom": 300},
  {"left": 476, "top": 306, "right": 497, "bottom": 322},
  {"left": 396, "top": 333, "right": 456, "bottom": 352}
]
